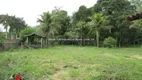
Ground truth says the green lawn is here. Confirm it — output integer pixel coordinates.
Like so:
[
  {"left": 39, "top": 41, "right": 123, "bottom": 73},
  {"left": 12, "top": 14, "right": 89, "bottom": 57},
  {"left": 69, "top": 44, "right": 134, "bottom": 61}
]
[{"left": 0, "top": 46, "right": 142, "bottom": 80}]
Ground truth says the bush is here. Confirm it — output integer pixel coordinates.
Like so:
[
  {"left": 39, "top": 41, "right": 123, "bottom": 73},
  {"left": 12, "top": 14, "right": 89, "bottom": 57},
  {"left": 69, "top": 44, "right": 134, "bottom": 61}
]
[{"left": 103, "top": 37, "right": 116, "bottom": 48}]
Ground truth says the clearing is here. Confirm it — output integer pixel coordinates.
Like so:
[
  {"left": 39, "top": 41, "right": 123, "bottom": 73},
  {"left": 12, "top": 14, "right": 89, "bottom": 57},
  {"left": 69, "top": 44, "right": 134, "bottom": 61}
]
[{"left": 0, "top": 46, "right": 142, "bottom": 80}]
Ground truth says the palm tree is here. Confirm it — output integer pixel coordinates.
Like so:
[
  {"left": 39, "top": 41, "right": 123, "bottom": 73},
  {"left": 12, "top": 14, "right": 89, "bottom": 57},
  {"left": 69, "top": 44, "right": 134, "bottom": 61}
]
[
  {"left": 130, "top": 19, "right": 142, "bottom": 45},
  {"left": 0, "top": 14, "right": 10, "bottom": 39},
  {"left": 3, "top": 21, "right": 9, "bottom": 39},
  {"left": 37, "top": 12, "right": 59, "bottom": 45},
  {"left": 76, "top": 21, "right": 86, "bottom": 45},
  {"left": 88, "top": 13, "right": 109, "bottom": 47},
  {"left": 37, "top": 12, "right": 51, "bottom": 45}
]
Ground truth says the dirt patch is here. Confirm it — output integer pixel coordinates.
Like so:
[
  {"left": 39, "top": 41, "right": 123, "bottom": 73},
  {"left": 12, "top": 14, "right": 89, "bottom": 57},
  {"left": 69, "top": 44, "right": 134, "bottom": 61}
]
[
  {"left": 54, "top": 71, "right": 61, "bottom": 78},
  {"left": 129, "top": 55, "right": 142, "bottom": 60},
  {"left": 102, "top": 53, "right": 118, "bottom": 59},
  {"left": 53, "top": 71, "right": 67, "bottom": 79}
]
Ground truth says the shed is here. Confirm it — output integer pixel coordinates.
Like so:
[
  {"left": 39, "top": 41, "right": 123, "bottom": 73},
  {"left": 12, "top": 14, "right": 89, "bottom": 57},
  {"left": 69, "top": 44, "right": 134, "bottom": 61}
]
[{"left": 24, "top": 33, "right": 45, "bottom": 48}]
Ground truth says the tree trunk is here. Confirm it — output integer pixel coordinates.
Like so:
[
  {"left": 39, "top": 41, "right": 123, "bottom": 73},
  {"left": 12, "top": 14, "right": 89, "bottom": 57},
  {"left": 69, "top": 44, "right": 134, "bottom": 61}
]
[
  {"left": 6, "top": 28, "right": 8, "bottom": 39},
  {"left": 119, "top": 32, "right": 122, "bottom": 47},
  {"left": 117, "top": 37, "right": 121, "bottom": 48},
  {"left": 11, "top": 32, "right": 12, "bottom": 39},
  {"left": 46, "top": 37, "right": 48, "bottom": 45},
  {"left": 133, "top": 40, "right": 135, "bottom": 46},
  {"left": 81, "top": 37, "right": 82, "bottom": 46},
  {"left": 96, "top": 30, "right": 99, "bottom": 48},
  {"left": 16, "top": 29, "right": 19, "bottom": 39},
  {"left": 118, "top": 40, "right": 121, "bottom": 47},
  {"left": 16, "top": 33, "right": 18, "bottom": 39},
  {"left": 81, "top": 28, "right": 83, "bottom": 46},
  {"left": 116, "top": 37, "right": 117, "bottom": 47},
  {"left": 83, "top": 39, "right": 85, "bottom": 46}
]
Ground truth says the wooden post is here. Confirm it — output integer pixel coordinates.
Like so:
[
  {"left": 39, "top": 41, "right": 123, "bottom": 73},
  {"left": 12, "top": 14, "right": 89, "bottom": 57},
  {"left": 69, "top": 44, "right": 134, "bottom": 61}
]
[
  {"left": 26, "top": 37, "right": 29, "bottom": 44},
  {"left": 41, "top": 38, "right": 43, "bottom": 48}
]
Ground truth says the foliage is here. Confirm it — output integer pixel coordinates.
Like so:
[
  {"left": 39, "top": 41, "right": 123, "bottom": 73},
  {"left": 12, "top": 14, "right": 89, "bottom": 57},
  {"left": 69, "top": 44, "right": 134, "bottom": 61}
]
[
  {"left": 72, "top": 5, "right": 92, "bottom": 24},
  {"left": 19, "top": 27, "right": 35, "bottom": 42},
  {"left": 0, "top": 14, "right": 27, "bottom": 39},
  {"left": 130, "top": 0, "right": 142, "bottom": 13},
  {"left": 75, "top": 21, "right": 86, "bottom": 38},
  {"left": 103, "top": 37, "right": 116, "bottom": 48},
  {"left": 130, "top": 19, "right": 142, "bottom": 30},
  {"left": 52, "top": 9, "right": 70, "bottom": 36},
  {"left": 95, "top": 0, "right": 136, "bottom": 47},
  {"left": 37, "top": 8, "right": 71, "bottom": 46},
  {"left": 37, "top": 11, "right": 61, "bottom": 44},
  {"left": 0, "top": 32, "right": 6, "bottom": 44},
  {"left": 88, "top": 13, "right": 109, "bottom": 47},
  {"left": 35, "top": 0, "right": 142, "bottom": 47}
]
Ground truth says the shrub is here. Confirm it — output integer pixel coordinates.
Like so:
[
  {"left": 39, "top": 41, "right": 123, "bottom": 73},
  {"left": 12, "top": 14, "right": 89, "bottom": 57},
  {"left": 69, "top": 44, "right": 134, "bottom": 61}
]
[{"left": 103, "top": 37, "right": 116, "bottom": 48}]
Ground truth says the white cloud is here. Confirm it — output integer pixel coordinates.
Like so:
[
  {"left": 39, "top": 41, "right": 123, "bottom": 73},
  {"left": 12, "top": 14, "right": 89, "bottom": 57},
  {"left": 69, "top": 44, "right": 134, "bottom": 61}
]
[{"left": 0, "top": 0, "right": 97, "bottom": 27}]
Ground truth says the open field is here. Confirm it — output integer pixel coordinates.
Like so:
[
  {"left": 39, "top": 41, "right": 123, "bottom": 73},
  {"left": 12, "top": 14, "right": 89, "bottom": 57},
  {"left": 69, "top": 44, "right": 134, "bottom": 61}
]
[{"left": 0, "top": 46, "right": 142, "bottom": 80}]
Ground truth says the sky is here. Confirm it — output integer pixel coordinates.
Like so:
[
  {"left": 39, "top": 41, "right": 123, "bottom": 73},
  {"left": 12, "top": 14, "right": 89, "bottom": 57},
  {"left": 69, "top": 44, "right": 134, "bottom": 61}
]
[{"left": 0, "top": 0, "right": 97, "bottom": 31}]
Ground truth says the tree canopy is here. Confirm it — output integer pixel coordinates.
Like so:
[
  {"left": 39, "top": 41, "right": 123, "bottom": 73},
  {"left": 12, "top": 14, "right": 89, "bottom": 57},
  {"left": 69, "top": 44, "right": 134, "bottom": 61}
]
[
  {"left": 0, "top": 14, "right": 27, "bottom": 39},
  {"left": 1, "top": 0, "right": 142, "bottom": 47}
]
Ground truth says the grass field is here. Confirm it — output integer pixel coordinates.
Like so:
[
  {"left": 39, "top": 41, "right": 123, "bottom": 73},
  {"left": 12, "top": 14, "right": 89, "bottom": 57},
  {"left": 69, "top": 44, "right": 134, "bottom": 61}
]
[{"left": 0, "top": 46, "right": 142, "bottom": 80}]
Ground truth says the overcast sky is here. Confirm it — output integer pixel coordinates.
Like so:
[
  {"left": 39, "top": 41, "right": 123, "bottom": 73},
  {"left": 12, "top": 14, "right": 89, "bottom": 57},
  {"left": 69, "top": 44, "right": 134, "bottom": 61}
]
[{"left": 0, "top": 0, "right": 97, "bottom": 31}]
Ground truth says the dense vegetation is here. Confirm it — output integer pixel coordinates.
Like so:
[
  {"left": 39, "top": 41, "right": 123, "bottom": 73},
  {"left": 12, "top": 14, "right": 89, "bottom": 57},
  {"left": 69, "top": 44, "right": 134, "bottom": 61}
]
[
  {"left": 0, "top": 0, "right": 142, "bottom": 47},
  {"left": 0, "top": 46, "right": 142, "bottom": 80},
  {"left": 35, "top": 0, "right": 142, "bottom": 47},
  {"left": 0, "top": 14, "right": 27, "bottom": 39}
]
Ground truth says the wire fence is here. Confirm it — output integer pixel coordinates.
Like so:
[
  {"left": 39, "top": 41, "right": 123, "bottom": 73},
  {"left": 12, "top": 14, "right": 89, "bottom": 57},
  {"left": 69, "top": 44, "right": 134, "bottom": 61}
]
[
  {"left": 0, "top": 38, "right": 96, "bottom": 50},
  {"left": 47, "top": 38, "right": 96, "bottom": 46}
]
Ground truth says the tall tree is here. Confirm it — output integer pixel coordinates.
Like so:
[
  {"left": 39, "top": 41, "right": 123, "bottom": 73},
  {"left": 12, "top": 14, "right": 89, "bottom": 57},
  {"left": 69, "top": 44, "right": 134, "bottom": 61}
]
[
  {"left": 95, "top": 0, "right": 136, "bottom": 47},
  {"left": 0, "top": 14, "right": 9, "bottom": 39},
  {"left": 76, "top": 21, "right": 86, "bottom": 45},
  {"left": 2, "top": 21, "right": 9, "bottom": 39},
  {"left": 88, "top": 13, "right": 109, "bottom": 47},
  {"left": 37, "top": 12, "right": 60, "bottom": 44},
  {"left": 37, "top": 12, "right": 52, "bottom": 44},
  {"left": 72, "top": 5, "right": 92, "bottom": 43},
  {"left": 51, "top": 9, "right": 70, "bottom": 37},
  {"left": 0, "top": 14, "right": 27, "bottom": 39},
  {"left": 72, "top": 5, "right": 92, "bottom": 24},
  {"left": 9, "top": 16, "right": 27, "bottom": 39}
]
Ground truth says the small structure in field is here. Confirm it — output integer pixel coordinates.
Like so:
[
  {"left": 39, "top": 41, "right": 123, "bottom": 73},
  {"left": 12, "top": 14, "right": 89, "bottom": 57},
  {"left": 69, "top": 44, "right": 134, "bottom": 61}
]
[{"left": 24, "top": 33, "right": 45, "bottom": 48}]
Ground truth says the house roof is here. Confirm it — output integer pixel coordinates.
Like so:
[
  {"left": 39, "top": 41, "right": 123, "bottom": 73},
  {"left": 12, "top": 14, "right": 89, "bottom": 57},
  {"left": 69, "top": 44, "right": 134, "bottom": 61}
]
[
  {"left": 127, "top": 12, "right": 142, "bottom": 21},
  {"left": 24, "top": 33, "right": 45, "bottom": 38}
]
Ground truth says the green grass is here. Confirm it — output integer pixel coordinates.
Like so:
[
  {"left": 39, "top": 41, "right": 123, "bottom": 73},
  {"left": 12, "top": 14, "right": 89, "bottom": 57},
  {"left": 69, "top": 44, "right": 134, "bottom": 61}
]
[{"left": 0, "top": 46, "right": 142, "bottom": 80}]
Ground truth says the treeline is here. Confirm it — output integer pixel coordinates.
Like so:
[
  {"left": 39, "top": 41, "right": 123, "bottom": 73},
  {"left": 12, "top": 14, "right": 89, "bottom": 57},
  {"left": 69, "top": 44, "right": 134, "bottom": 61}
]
[
  {"left": 1, "top": 0, "right": 142, "bottom": 47},
  {"left": 35, "top": 0, "right": 142, "bottom": 47},
  {"left": 0, "top": 14, "right": 27, "bottom": 46},
  {"left": 0, "top": 14, "right": 27, "bottom": 39}
]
